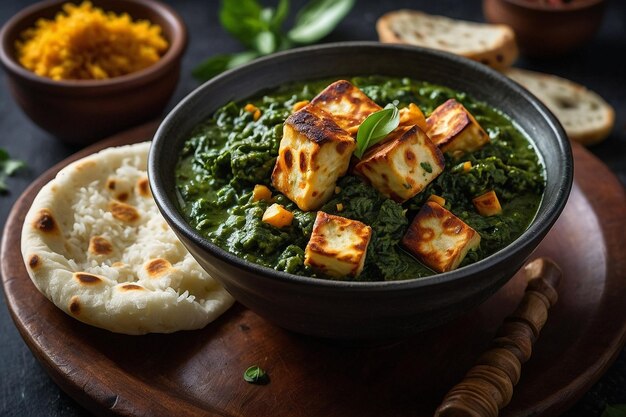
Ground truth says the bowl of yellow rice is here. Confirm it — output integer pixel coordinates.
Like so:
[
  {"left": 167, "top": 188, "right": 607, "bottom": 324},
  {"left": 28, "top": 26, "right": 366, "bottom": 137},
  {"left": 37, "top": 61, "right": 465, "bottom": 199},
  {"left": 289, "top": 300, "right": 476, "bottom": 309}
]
[{"left": 0, "top": 0, "right": 187, "bottom": 144}]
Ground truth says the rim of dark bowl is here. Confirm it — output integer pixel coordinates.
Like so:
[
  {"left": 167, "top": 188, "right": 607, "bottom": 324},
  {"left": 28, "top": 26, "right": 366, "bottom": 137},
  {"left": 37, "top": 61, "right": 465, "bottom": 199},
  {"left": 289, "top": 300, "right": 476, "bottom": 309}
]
[
  {"left": 0, "top": 0, "right": 187, "bottom": 92},
  {"left": 149, "top": 41, "right": 573, "bottom": 292}
]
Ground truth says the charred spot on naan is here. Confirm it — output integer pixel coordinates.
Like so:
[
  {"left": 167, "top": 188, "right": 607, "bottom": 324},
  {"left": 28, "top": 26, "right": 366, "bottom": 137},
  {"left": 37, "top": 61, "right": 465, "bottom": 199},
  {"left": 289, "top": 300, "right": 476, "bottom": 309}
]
[
  {"left": 32, "top": 209, "right": 60, "bottom": 234},
  {"left": 28, "top": 254, "right": 41, "bottom": 270},
  {"left": 69, "top": 296, "right": 81, "bottom": 315},
  {"left": 73, "top": 272, "right": 103, "bottom": 285},
  {"left": 108, "top": 201, "right": 140, "bottom": 223},
  {"left": 144, "top": 258, "right": 173, "bottom": 278},
  {"left": 120, "top": 284, "right": 145, "bottom": 291},
  {"left": 88, "top": 236, "right": 114, "bottom": 255},
  {"left": 106, "top": 177, "right": 133, "bottom": 201},
  {"left": 136, "top": 177, "right": 151, "bottom": 197}
]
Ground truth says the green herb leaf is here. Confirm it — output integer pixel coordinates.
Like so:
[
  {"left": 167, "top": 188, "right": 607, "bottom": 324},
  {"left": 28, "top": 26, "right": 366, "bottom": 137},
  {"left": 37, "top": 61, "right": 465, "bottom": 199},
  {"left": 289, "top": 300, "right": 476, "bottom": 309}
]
[
  {"left": 270, "top": 0, "right": 290, "bottom": 32},
  {"left": 420, "top": 162, "right": 432, "bottom": 173},
  {"left": 602, "top": 404, "right": 626, "bottom": 417},
  {"left": 219, "top": 0, "right": 266, "bottom": 50},
  {"left": 0, "top": 148, "right": 25, "bottom": 193},
  {"left": 253, "top": 30, "right": 277, "bottom": 55},
  {"left": 354, "top": 103, "right": 400, "bottom": 159},
  {"left": 192, "top": 51, "right": 259, "bottom": 81},
  {"left": 287, "top": 0, "right": 355, "bottom": 44},
  {"left": 243, "top": 365, "right": 269, "bottom": 384}
]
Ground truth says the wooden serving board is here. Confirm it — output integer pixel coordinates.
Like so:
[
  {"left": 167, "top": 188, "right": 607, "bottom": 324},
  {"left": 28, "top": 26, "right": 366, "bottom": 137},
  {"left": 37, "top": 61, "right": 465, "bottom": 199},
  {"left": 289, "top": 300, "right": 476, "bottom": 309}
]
[{"left": 2, "top": 122, "right": 625, "bottom": 417}]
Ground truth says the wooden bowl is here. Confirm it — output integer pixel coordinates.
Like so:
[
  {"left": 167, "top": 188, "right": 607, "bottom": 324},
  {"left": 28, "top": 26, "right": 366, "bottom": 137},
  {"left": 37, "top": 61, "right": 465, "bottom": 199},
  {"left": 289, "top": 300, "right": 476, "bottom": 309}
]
[
  {"left": 483, "top": 0, "right": 607, "bottom": 57},
  {"left": 0, "top": 0, "right": 187, "bottom": 145},
  {"left": 149, "top": 43, "right": 573, "bottom": 340}
]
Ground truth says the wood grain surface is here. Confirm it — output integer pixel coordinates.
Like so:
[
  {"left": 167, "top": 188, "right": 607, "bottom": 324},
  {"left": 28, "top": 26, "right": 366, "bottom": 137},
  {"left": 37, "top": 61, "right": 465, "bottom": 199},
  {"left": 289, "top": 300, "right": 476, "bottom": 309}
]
[{"left": 1, "top": 122, "right": 625, "bottom": 417}]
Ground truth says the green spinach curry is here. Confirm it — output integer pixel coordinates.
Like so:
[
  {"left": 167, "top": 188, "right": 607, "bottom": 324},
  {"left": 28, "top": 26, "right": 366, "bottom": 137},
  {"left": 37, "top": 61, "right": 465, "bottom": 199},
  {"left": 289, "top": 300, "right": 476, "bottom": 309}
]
[{"left": 175, "top": 76, "right": 545, "bottom": 281}]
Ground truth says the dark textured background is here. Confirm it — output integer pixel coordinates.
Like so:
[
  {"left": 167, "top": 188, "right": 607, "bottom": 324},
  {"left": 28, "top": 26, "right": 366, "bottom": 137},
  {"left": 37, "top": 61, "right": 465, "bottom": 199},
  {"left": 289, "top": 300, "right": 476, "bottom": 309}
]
[{"left": 1, "top": 0, "right": 624, "bottom": 416}]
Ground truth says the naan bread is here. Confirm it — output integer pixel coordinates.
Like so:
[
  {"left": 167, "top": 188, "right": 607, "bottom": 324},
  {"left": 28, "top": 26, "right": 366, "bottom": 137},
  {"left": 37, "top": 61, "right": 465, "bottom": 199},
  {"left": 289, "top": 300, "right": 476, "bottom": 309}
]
[{"left": 21, "top": 142, "right": 234, "bottom": 334}]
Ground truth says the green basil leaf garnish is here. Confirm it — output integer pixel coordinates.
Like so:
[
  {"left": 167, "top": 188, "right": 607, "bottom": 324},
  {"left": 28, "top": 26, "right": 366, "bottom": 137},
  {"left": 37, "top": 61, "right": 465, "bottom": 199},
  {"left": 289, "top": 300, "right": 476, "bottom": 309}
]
[
  {"left": 287, "top": 0, "right": 355, "bottom": 44},
  {"left": 0, "top": 148, "right": 25, "bottom": 194},
  {"left": 253, "top": 30, "right": 277, "bottom": 55},
  {"left": 354, "top": 103, "right": 400, "bottom": 159},
  {"left": 219, "top": 0, "right": 265, "bottom": 50},
  {"left": 270, "top": 0, "right": 290, "bottom": 32},
  {"left": 243, "top": 365, "right": 269, "bottom": 384},
  {"left": 196, "top": 0, "right": 353, "bottom": 80}
]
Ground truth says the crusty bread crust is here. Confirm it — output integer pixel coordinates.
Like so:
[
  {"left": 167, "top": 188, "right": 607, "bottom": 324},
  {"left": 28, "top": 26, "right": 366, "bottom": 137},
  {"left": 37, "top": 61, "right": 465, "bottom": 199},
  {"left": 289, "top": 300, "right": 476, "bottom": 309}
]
[
  {"left": 504, "top": 68, "right": 615, "bottom": 145},
  {"left": 376, "top": 10, "right": 519, "bottom": 70}
]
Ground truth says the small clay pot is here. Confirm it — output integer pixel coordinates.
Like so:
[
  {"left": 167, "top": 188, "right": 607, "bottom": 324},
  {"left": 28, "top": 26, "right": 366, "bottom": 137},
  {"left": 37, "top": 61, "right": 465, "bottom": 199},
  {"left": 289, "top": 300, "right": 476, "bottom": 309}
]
[
  {"left": 0, "top": 0, "right": 187, "bottom": 145},
  {"left": 483, "top": 0, "right": 606, "bottom": 57}
]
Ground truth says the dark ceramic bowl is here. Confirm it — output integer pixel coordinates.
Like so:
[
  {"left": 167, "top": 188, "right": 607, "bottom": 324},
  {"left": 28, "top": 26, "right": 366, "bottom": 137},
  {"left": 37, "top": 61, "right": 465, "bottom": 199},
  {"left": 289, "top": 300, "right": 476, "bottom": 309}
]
[
  {"left": 483, "top": 0, "right": 606, "bottom": 57},
  {"left": 149, "top": 42, "right": 573, "bottom": 340},
  {"left": 0, "top": 0, "right": 187, "bottom": 145}
]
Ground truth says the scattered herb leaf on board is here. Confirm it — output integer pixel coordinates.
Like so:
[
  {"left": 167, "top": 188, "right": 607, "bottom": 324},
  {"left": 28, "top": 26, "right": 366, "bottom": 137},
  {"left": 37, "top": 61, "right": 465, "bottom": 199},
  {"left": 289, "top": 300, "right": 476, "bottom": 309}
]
[
  {"left": 0, "top": 148, "right": 25, "bottom": 193},
  {"left": 193, "top": 0, "right": 354, "bottom": 81},
  {"left": 243, "top": 365, "right": 269, "bottom": 384},
  {"left": 354, "top": 103, "right": 400, "bottom": 158},
  {"left": 602, "top": 404, "right": 626, "bottom": 417}
]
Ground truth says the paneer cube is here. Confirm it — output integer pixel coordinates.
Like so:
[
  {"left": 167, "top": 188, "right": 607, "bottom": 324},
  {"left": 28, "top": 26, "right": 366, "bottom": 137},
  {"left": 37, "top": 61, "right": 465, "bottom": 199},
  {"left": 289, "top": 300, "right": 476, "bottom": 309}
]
[
  {"left": 271, "top": 107, "right": 356, "bottom": 211},
  {"left": 262, "top": 203, "right": 293, "bottom": 228},
  {"left": 308, "top": 80, "right": 382, "bottom": 135},
  {"left": 402, "top": 202, "right": 481, "bottom": 273},
  {"left": 473, "top": 190, "right": 502, "bottom": 216},
  {"left": 304, "top": 212, "right": 372, "bottom": 278},
  {"left": 426, "top": 99, "right": 490, "bottom": 157},
  {"left": 353, "top": 125, "right": 445, "bottom": 202}
]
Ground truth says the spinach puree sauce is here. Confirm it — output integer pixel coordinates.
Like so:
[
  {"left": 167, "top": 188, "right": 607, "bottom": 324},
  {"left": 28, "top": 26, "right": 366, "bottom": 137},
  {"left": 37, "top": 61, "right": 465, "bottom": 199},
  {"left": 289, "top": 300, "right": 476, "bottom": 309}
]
[{"left": 175, "top": 76, "right": 545, "bottom": 281}]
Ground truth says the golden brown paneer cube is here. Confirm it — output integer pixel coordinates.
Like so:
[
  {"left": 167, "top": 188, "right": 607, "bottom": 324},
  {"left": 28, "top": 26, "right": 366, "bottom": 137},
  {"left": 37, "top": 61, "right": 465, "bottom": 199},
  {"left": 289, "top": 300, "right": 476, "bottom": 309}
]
[
  {"left": 271, "top": 107, "right": 356, "bottom": 211},
  {"left": 426, "top": 99, "right": 490, "bottom": 156},
  {"left": 473, "top": 190, "right": 503, "bottom": 216},
  {"left": 353, "top": 125, "right": 445, "bottom": 202},
  {"left": 402, "top": 202, "right": 481, "bottom": 273},
  {"left": 304, "top": 212, "right": 372, "bottom": 278},
  {"left": 308, "top": 80, "right": 382, "bottom": 135}
]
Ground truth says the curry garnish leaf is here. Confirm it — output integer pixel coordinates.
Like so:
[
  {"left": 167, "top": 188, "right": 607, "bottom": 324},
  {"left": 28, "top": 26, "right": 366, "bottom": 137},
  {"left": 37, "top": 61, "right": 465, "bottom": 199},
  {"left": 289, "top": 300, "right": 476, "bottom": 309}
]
[
  {"left": 192, "top": 51, "right": 259, "bottom": 81},
  {"left": 602, "top": 404, "right": 626, "bottom": 417},
  {"left": 243, "top": 365, "right": 269, "bottom": 384},
  {"left": 354, "top": 103, "right": 400, "bottom": 159},
  {"left": 194, "top": 0, "right": 354, "bottom": 81},
  {"left": 253, "top": 30, "right": 277, "bottom": 55},
  {"left": 0, "top": 148, "right": 25, "bottom": 193},
  {"left": 270, "top": 0, "right": 290, "bottom": 32},
  {"left": 219, "top": 0, "right": 265, "bottom": 50},
  {"left": 287, "top": 0, "right": 355, "bottom": 44}
]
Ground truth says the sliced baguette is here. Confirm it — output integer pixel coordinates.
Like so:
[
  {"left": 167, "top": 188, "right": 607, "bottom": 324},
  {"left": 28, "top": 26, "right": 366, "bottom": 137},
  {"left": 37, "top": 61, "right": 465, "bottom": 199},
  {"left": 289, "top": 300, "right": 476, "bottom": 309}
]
[
  {"left": 376, "top": 10, "right": 518, "bottom": 70},
  {"left": 504, "top": 68, "right": 615, "bottom": 145}
]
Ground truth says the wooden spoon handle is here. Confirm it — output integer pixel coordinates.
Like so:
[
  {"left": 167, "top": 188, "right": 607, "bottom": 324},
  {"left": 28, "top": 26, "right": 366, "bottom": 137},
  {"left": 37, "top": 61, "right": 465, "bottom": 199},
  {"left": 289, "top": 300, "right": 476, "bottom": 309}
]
[{"left": 435, "top": 258, "right": 562, "bottom": 417}]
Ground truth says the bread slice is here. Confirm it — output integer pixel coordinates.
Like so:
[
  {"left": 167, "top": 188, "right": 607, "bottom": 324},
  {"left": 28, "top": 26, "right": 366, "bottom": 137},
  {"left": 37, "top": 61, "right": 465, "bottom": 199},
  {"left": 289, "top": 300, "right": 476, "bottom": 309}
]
[
  {"left": 376, "top": 10, "right": 519, "bottom": 70},
  {"left": 504, "top": 68, "right": 615, "bottom": 145}
]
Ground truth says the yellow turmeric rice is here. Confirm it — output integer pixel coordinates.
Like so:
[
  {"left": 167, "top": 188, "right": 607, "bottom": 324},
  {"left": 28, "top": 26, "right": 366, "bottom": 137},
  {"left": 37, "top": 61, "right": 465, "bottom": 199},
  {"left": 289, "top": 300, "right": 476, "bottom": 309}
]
[{"left": 16, "top": 2, "right": 168, "bottom": 81}]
